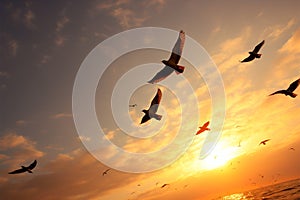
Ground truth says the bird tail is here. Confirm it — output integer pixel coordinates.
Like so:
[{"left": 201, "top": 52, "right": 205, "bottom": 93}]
[
  {"left": 154, "top": 114, "right": 162, "bottom": 121},
  {"left": 175, "top": 65, "right": 185, "bottom": 74},
  {"left": 290, "top": 93, "right": 297, "bottom": 98}
]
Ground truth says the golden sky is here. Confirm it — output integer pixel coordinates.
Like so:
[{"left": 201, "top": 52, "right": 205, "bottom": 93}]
[{"left": 1, "top": 0, "right": 300, "bottom": 199}]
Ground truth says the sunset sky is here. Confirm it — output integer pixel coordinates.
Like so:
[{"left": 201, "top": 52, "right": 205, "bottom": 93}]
[{"left": 1, "top": 0, "right": 300, "bottom": 199}]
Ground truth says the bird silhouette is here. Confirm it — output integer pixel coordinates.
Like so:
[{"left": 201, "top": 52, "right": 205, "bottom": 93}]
[
  {"left": 269, "top": 78, "right": 300, "bottom": 98},
  {"left": 259, "top": 139, "right": 270, "bottom": 145},
  {"left": 196, "top": 121, "right": 210, "bottom": 135},
  {"left": 8, "top": 160, "right": 37, "bottom": 174},
  {"left": 240, "top": 40, "right": 265, "bottom": 63},
  {"left": 140, "top": 88, "right": 162, "bottom": 124},
  {"left": 102, "top": 168, "right": 110, "bottom": 176},
  {"left": 289, "top": 147, "right": 295, "bottom": 151},
  {"left": 129, "top": 104, "right": 137, "bottom": 108},
  {"left": 148, "top": 30, "right": 185, "bottom": 84},
  {"left": 161, "top": 183, "right": 169, "bottom": 188}
]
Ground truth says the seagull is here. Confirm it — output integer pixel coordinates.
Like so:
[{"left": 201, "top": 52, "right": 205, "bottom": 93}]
[
  {"left": 161, "top": 183, "right": 169, "bottom": 188},
  {"left": 129, "top": 104, "right": 137, "bottom": 108},
  {"left": 102, "top": 168, "right": 110, "bottom": 176},
  {"left": 148, "top": 30, "right": 185, "bottom": 84},
  {"left": 196, "top": 121, "right": 210, "bottom": 135},
  {"left": 269, "top": 78, "right": 300, "bottom": 98},
  {"left": 240, "top": 40, "right": 265, "bottom": 63},
  {"left": 8, "top": 160, "right": 37, "bottom": 174},
  {"left": 259, "top": 139, "right": 270, "bottom": 145},
  {"left": 140, "top": 88, "right": 162, "bottom": 124}
]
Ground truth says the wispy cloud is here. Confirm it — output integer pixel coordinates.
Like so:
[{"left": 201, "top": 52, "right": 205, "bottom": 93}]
[
  {"left": 0, "top": 72, "right": 9, "bottom": 78},
  {"left": 24, "top": 9, "right": 36, "bottom": 29},
  {"left": 56, "top": 16, "right": 70, "bottom": 32},
  {"left": 212, "top": 26, "right": 252, "bottom": 73},
  {"left": 8, "top": 39, "right": 18, "bottom": 56},
  {"left": 0, "top": 149, "right": 144, "bottom": 200},
  {"left": 15, "top": 120, "right": 30, "bottom": 126},
  {"left": 95, "top": 0, "right": 167, "bottom": 29},
  {"left": 262, "top": 18, "right": 296, "bottom": 41},
  {"left": 0, "top": 132, "right": 44, "bottom": 167},
  {"left": 51, "top": 113, "right": 72, "bottom": 119},
  {"left": 278, "top": 27, "right": 300, "bottom": 54}
]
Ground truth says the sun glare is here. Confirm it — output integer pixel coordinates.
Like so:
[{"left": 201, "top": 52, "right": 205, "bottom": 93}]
[{"left": 200, "top": 146, "right": 239, "bottom": 170}]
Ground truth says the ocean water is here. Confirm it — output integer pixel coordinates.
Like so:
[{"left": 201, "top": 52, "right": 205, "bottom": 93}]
[{"left": 219, "top": 178, "right": 300, "bottom": 200}]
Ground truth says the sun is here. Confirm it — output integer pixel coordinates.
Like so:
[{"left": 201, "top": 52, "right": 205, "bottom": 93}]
[{"left": 200, "top": 145, "right": 239, "bottom": 170}]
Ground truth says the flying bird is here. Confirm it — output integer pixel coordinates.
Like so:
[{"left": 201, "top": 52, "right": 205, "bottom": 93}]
[
  {"left": 129, "top": 104, "right": 137, "bottom": 108},
  {"left": 269, "top": 78, "right": 300, "bottom": 98},
  {"left": 140, "top": 88, "right": 162, "bottom": 124},
  {"left": 259, "top": 139, "right": 270, "bottom": 145},
  {"left": 148, "top": 30, "right": 185, "bottom": 84},
  {"left": 196, "top": 121, "right": 210, "bottom": 135},
  {"left": 289, "top": 147, "right": 295, "bottom": 151},
  {"left": 102, "top": 168, "right": 110, "bottom": 176},
  {"left": 8, "top": 160, "right": 37, "bottom": 174},
  {"left": 240, "top": 40, "right": 265, "bottom": 63},
  {"left": 161, "top": 183, "right": 170, "bottom": 188}
]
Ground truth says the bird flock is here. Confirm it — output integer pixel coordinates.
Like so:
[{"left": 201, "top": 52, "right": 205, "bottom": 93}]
[{"left": 7, "top": 30, "right": 299, "bottom": 200}]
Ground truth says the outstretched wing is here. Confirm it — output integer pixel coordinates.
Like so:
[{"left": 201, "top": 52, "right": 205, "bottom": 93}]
[
  {"left": 148, "top": 66, "right": 174, "bottom": 84},
  {"left": 140, "top": 114, "right": 151, "bottom": 124},
  {"left": 149, "top": 89, "right": 162, "bottom": 113},
  {"left": 253, "top": 40, "right": 265, "bottom": 53},
  {"left": 8, "top": 168, "right": 26, "bottom": 174},
  {"left": 240, "top": 54, "right": 255, "bottom": 63},
  {"left": 287, "top": 78, "right": 300, "bottom": 92},
  {"left": 28, "top": 160, "right": 37, "bottom": 170},
  {"left": 150, "top": 89, "right": 162, "bottom": 107},
  {"left": 168, "top": 30, "right": 185, "bottom": 64},
  {"left": 269, "top": 90, "right": 286, "bottom": 96},
  {"left": 202, "top": 121, "right": 210, "bottom": 128}
]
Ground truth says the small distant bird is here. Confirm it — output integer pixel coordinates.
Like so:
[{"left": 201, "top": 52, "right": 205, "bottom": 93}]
[
  {"left": 129, "top": 104, "right": 137, "bottom": 108},
  {"left": 238, "top": 140, "right": 242, "bottom": 147},
  {"left": 102, "top": 168, "right": 110, "bottom": 176},
  {"left": 148, "top": 30, "right": 185, "bottom": 84},
  {"left": 259, "top": 139, "right": 270, "bottom": 145},
  {"left": 196, "top": 121, "right": 210, "bottom": 135},
  {"left": 269, "top": 78, "right": 300, "bottom": 98},
  {"left": 8, "top": 160, "right": 37, "bottom": 174},
  {"left": 161, "top": 183, "right": 169, "bottom": 188},
  {"left": 289, "top": 147, "right": 295, "bottom": 151},
  {"left": 140, "top": 89, "right": 162, "bottom": 124},
  {"left": 240, "top": 40, "right": 265, "bottom": 63},
  {"left": 259, "top": 174, "right": 264, "bottom": 179}
]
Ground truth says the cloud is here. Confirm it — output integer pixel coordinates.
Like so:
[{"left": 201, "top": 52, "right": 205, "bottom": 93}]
[
  {"left": 95, "top": 0, "right": 167, "bottom": 29},
  {"left": 111, "top": 7, "right": 146, "bottom": 29},
  {"left": 279, "top": 27, "right": 300, "bottom": 54},
  {"left": 54, "top": 35, "right": 66, "bottom": 47},
  {"left": 51, "top": 113, "right": 72, "bottom": 119},
  {"left": 8, "top": 40, "right": 18, "bottom": 56},
  {"left": 262, "top": 18, "right": 296, "bottom": 40},
  {"left": 40, "top": 55, "right": 51, "bottom": 64},
  {"left": 56, "top": 16, "right": 70, "bottom": 32},
  {"left": 267, "top": 27, "right": 300, "bottom": 79},
  {"left": 0, "top": 72, "right": 9, "bottom": 78},
  {"left": 0, "top": 132, "right": 44, "bottom": 167},
  {"left": 24, "top": 10, "right": 35, "bottom": 29},
  {"left": 211, "top": 26, "right": 252, "bottom": 72},
  {"left": 0, "top": 148, "right": 145, "bottom": 200},
  {"left": 15, "top": 120, "right": 30, "bottom": 126}
]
